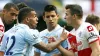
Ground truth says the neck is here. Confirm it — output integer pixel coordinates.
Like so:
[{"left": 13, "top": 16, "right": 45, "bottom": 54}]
[
  {"left": 73, "top": 19, "right": 82, "bottom": 30},
  {"left": 47, "top": 25, "right": 57, "bottom": 31}
]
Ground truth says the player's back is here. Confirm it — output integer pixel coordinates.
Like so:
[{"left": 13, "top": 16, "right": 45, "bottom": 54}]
[{"left": 2, "top": 24, "right": 34, "bottom": 56}]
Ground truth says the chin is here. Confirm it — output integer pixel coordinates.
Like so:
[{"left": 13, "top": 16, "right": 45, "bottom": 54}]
[{"left": 32, "top": 26, "right": 37, "bottom": 29}]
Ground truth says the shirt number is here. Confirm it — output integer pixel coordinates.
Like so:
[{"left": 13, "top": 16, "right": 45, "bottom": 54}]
[{"left": 6, "top": 36, "right": 16, "bottom": 55}]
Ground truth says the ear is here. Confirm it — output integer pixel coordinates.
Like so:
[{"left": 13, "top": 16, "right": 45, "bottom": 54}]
[
  {"left": 43, "top": 15, "right": 46, "bottom": 21},
  {"left": 2, "top": 9, "right": 6, "bottom": 14},
  {"left": 26, "top": 17, "right": 30, "bottom": 22},
  {"left": 72, "top": 14, "right": 77, "bottom": 19},
  {"left": 57, "top": 14, "right": 59, "bottom": 20},
  {"left": 94, "top": 24, "right": 97, "bottom": 27}
]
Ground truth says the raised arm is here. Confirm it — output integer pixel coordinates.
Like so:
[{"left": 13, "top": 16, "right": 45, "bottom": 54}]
[{"left": 33, "top": 27, "right": 68, "bottom": 53}]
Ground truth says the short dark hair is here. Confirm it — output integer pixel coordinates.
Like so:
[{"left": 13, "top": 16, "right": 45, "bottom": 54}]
[
  {"left": 86, "top": 14, "right": 100, "bottom": 25},
  {"left": 3, "top": 3, "right": 19, "bottom": 11},
  {"left": 65, "top": 4, "right": 83, "bottom": 18},
  {"left": 18, "top": 7, "right": 34, "bottom": 23},
  {"left": 17, "top": 2, "right": 28, "bottom": 10},
  {"left": 43, "top": 5, "right": 58, "bottom": 15}
]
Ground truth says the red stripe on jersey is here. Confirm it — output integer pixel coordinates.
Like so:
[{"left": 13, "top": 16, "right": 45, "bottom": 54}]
[
  {"left": 78, "top": 47, "right": 92, "bottom": 56},
  {"left": 68, "top": 33, "right": 77, "bottom": 52},
  {"left": 0, "top": 25, "right": 4, "bottom": 32},
  {"left": 0, "top": 25, "right": 4, "bottom": 43}
]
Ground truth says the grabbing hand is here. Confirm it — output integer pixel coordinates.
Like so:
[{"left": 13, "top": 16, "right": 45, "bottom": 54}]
[{"left": 60, "top": 26, "right": 68, "bottom": 41}]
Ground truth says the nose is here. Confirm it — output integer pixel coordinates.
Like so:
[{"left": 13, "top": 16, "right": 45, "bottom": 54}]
[
  {"left": 36, "top": 17, "right": 38, "bottom": 24},
  {"left": 12, "top": 15, "right": 17, "bottom": 21},
  {"left": 49, "top": 16, "right": 53, "bottom": 20}
]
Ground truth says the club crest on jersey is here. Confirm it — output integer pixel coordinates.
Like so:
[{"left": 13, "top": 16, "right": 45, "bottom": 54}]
[
  {"left": 87, "top": 26, "right": 94, "bottom": 32},
  {"left": 33, "top": 34, "right": 38, "bottom": 39}
]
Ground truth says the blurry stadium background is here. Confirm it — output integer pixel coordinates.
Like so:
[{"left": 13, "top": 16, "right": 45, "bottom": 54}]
[{"left": 0, "top": 0, "right": 100, "bottom": 31}]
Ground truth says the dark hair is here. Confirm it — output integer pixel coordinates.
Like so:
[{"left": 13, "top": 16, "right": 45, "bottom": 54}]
[
  {"left": 86, "top": 14, "right": 100, "bottom": 25},
  {"left": 18, "top": 7, "right": 34, "bottom": 23},
  {"left": 43, "top": 5, "right": 58, "bottom": 15},
  {"left": 4, "top": 3, "right": 19, "bottom": 11},
  {"left": 65, "top": 4, "right": 83, "bottom": 18},
  {"left": 17, "top": 2, "right": 28, "bottom": 10}
]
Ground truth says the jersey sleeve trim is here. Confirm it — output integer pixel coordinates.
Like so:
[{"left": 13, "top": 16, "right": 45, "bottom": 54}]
[{"left": 89, "top": 36, "right": 99, "bottom": 44}]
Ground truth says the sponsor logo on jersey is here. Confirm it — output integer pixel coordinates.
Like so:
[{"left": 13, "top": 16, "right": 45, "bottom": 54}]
[{"left": 87, "top": 26, "right": 94, "bottom": 32}]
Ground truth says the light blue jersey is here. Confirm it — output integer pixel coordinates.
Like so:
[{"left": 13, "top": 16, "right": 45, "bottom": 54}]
[
  {"left": 34, "top": 25, "right": 68, "bottom": 56},
  {"left": 0, "top": 24, "right": 41, "bottom": 56}
]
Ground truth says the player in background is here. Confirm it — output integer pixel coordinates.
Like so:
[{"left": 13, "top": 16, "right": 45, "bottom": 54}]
[
  {"left": 16, "top": 2, "right": 28, "bottom": 24},
  {"left": 0, "top": 7, "right": 67, "bottom": 56},
  {"left": 34, "top": 5, "right": 68, "bottom": 56},
  {"left": 0, "top": 3, "right": 19, "bottom": 56},
  {"left": 85, "top": 14, "right": 100, "bottom": 34},
  {"left": 52, "top": 4, "right": 100, "bottom": 56},
  {"left": 1, "top": 3, "right": 19, "bottom": 32}
]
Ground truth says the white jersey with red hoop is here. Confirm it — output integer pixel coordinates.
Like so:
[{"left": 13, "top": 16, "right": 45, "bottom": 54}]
[
  {"left": 67, "top": 22, "right": 99, "bottom": 56},
  {"left": 0, "top": 17, "right": 4, "bottom": 44}
]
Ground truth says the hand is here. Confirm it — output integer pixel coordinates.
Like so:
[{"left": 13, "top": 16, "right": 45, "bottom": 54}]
[
  {"left": 60, "top": 26, "right": 68, "bottom": 41},
  {"left": 48, "top": 37, "right": 56, "bottom": 43},
  {"left": 44, "top": 36, "right": 56, "bottom": 43}
]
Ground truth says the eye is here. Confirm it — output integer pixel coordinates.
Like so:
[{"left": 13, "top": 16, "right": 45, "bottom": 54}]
[
  {"left": 10, "top": 13, "right": 18, "bottom": 16},
  {"left": 46, "top": 16, "right": 50, "bottom": 18},
  {"left": 51, "top": 15, "right": 55, "bottom": 17}
]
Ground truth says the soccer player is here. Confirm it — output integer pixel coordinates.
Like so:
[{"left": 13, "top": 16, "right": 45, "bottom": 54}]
[
  {"left": 0, "top": 3, "right": 19, "bottom": 56},
  {"left": 34, "top": 5, "right": 68, "bottom": 56},
  {"left": 85, "top": 14, "right": 100, "bottom": 34},
  {"left": 0, "top": 7, "right": 67, "bottom": 56},
  {"left": 53, "top": 4, "right": 100, "bottom": 56},
  {"left": 1, "top": 3, "right": 19, "bottom": 32}
]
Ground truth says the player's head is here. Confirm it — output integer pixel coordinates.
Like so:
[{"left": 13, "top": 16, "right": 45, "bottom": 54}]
[
  {"left": 43, "top": 5, "right": 59, "bottom": 29},
  {"left": 86, "top": 14, "right": 100, "bottom": 31},
  {"left": 18, "top": 7, "right": 38, "bottom": 29},
  {"left": 2, "top": 3, "right": 19, "bottom": 25},
  {"left": 65, "top": 4, "right": 83, "bottom": 26},
  {"left": 17, "top": 2, "right": 28, "bottom": 10}
]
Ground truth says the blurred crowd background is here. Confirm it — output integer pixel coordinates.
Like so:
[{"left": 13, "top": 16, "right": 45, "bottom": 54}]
[{"left": 0, "top": 0, "right": 100, "bottom": 32}]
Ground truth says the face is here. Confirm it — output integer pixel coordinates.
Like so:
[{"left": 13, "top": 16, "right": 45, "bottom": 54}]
[
  {"left": 27, "top": 11, "right": 38, "bottom": 29},
  {"left": 65, "top": 9, "right": 73, "bottom": 26},
  {"left": 43, "top": 11, "right": 59, "bottom": 28},
  {"left": 3, "top": 7, "right": 19, "bottom": 25}
]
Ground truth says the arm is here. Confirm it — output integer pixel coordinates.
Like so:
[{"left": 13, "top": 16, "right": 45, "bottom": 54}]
[
  {"left": 57, "top": 45, "right": 75, "bottom": 56},
  {"left": 0, "top": 51, "right": 4, "bottom": 56},
  {"left": 33, "top": 39, "right": 64, "bottom": 53},
  {"left": 33, "top": 28, "right": 67, "bottom": 53},
  {"left": 90, "top": 40, "right": 100, "bottom": 56},
  {"left": 52, "top": 54, "right": 62, "bottom": 56}
]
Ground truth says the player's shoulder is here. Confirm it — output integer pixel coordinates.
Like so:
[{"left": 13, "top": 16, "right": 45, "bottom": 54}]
[
  {"left": 57, "top": 25, "right": 69, "bottom": 33},
  {"left": 29, "top": 29, "right": 39, "bottom": 35},
  {"left": 0, "top": 17, "right": 4, "bottom": 25},
  {"left": 40, "top": 29, "right": 48, "bottom": 34},
  {"left": 81, "top": 22, "right": 98, "bottom": 33}
]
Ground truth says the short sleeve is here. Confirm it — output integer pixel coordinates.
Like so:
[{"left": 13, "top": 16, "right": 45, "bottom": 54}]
[
  {"left": 0, "top": 33, "right": 7, "bottom": 52},
  {"left": 85, "top": 25, "right": 99, "bottom": 44},
  {"left": 24, "top": 29, "right": 42, "bottom": 46}
]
